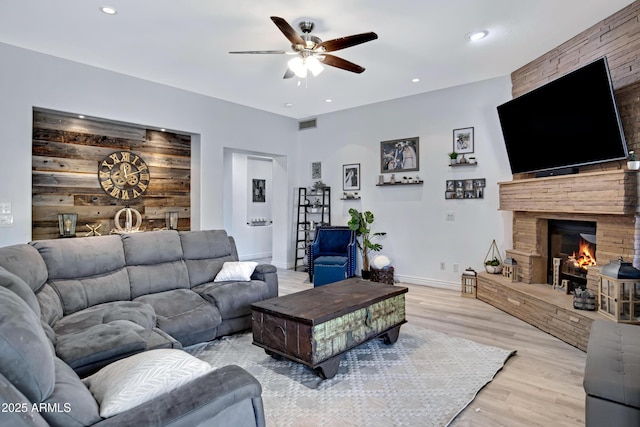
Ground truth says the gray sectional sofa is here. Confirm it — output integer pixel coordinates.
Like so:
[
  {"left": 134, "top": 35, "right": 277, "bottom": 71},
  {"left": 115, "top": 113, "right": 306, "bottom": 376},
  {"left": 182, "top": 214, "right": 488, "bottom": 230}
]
[{"left": 0, "top": 229, "right": 277, "bottom": 426}]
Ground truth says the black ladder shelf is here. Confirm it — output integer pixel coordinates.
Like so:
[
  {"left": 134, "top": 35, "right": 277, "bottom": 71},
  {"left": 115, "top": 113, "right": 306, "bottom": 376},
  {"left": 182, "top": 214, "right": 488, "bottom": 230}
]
[{"left": 294, "top": 187, "right": 331, "bottom": 274}]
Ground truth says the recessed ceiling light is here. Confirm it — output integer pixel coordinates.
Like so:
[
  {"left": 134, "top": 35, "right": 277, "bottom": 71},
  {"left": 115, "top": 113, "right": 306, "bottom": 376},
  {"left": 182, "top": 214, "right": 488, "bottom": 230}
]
[
  {"left": 325, "top": 99, "right": 332, "bottom": 103},
  {"left": 284, "top": 103, "right": 293, "bottom": 108},
  {"left": 411, "top": 78, "right": 421, "bottom": 83},
  {"left": 78, "top": 115, "right": 85, "bottom": 119},
  {"left": 100, "top": 6, "right": 118, "bottom": 15},
  {"left": 160, "top": 128, "right": 166, "bottom": 132},
  {"left": 468, "top": 31, "right": 488, "bottom": 41}
]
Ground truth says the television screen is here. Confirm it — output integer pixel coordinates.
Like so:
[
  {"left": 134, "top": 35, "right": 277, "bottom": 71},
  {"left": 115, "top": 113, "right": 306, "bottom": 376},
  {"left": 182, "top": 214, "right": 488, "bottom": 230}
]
[{"left": 497, "top": 57, "right": 627, "bottom": 175}]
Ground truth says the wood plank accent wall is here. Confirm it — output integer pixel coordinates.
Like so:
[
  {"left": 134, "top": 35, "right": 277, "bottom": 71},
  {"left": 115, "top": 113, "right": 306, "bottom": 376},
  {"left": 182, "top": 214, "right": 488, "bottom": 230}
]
[
  {"left": 510, "top": 1, "right": 640, "bottom": 179},
  {"left": 32, "top": 109, "right": 191, "bottom": 240}
]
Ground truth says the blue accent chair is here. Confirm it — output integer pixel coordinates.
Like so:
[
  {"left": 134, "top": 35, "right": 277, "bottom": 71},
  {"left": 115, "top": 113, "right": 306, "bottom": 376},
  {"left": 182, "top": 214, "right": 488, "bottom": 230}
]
[{"left": 308, "top": 226, "right": 357, "bottom": 286}]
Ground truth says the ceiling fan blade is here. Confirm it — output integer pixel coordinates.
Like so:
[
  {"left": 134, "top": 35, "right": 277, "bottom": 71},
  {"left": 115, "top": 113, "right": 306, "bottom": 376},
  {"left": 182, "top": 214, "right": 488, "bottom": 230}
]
[
  {"left": 270, "top": 16, "right": 305, "bottom": 46},
  {"left": 228, "top": 50, "right": 287, "bottom": 54},
  {"left": 318, "top": 32, "right": 378, "bottom": 52},
  {"left": 283, "top": 68, "right": 294, "bottom": 79},
  {"left": 321, "top": 54, "right": 366, "bottom": 73}
]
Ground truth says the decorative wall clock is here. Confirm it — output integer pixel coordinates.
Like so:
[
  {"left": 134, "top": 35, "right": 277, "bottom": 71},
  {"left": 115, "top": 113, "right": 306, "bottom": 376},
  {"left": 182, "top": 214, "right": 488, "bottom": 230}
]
[{"left": 98, "top": 151, "right": 150, "bottom": 200}]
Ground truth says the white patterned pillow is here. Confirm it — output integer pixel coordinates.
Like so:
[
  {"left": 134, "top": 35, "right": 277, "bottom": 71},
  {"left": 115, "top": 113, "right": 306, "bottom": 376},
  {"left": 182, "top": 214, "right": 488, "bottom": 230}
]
[
  {"left": 214, "top": 261, "right": 258, "bottom": 282},
  {"left": 82, "top": 349, "right": 213, "bottom": 418}
]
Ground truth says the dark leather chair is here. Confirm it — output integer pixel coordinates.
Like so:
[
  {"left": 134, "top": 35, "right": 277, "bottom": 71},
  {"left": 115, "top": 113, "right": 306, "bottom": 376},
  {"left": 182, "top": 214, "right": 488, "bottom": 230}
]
[{"left": 308, "top": 226, "right": 357, "bottom": 286}]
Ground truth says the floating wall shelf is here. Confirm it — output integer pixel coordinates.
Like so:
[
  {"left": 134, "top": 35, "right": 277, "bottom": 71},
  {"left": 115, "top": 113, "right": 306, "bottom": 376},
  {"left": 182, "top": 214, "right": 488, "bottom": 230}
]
[{"left": 376, "top": 181, "right": 424, "bottom": 187}]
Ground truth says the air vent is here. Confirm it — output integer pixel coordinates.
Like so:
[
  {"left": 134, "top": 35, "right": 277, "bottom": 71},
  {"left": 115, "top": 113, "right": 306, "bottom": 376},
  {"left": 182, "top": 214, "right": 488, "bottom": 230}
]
[{"left": 298, "top": 118, "right": 317, "bottom": 130}]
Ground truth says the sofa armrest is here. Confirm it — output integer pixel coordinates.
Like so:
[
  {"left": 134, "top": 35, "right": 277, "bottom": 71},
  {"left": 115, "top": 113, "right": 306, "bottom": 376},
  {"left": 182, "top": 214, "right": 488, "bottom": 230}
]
[
  {"left": 92, "top": 365, "right": 265, "bottom": 427},
  {"left": 251, "top": 264, "right": 278, "bottom": 298}
]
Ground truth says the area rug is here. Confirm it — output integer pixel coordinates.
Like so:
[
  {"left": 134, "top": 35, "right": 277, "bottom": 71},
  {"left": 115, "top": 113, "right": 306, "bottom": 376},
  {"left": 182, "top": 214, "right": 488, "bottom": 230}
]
[{"left": 186, "top": 324, "right": 515, "bottom": 427}]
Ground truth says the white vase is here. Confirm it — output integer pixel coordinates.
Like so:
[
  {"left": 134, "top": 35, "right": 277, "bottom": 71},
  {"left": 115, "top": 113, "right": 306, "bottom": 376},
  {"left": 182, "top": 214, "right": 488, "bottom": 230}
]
[{"left": 627, "top": 161, "right": 640, "bottom": 170}]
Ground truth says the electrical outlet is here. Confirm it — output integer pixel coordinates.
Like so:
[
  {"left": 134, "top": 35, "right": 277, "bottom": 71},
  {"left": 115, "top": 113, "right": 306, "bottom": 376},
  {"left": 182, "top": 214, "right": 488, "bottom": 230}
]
[
  {"left": 453, "top": 263, "right": 459, "bottom": 273},
  {"left": 446, "top": 211, "right": 455, "bottom": 221},
  {"left": 0, "top": 202, "right": 10, "bottom": 214},
  {"left": 440, "top": 261, "right": 446, "bottom": 271}
]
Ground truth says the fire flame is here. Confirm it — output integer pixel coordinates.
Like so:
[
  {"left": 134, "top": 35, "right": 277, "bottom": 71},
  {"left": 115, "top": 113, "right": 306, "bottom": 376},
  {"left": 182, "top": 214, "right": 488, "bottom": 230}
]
[{"left": 568, "top": 240, "right": 596, "bottom": 269}]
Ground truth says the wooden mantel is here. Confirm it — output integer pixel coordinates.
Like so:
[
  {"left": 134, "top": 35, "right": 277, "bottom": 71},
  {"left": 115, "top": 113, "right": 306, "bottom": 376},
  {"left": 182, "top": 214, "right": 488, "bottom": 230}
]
[{"left": 498, "top": 169, "right": 638, "bottom": 215}]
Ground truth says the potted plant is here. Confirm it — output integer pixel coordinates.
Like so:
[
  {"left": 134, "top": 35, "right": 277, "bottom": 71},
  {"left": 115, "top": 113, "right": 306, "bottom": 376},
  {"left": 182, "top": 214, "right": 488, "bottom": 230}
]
[
  {"left": 348, "top": 208, "right": 386, "bottom": 279},
  {"left": 483, "top": 239, "right": 503, "bottom": 274},
  {"left": 448, "top": 151, "right": 458, "bottom": 165},
  {"left": 628, "top": 151, "right": 640, "bottom": 170},
  {"left": 484, "top": 257, "right": 503, "bottom": 274}
]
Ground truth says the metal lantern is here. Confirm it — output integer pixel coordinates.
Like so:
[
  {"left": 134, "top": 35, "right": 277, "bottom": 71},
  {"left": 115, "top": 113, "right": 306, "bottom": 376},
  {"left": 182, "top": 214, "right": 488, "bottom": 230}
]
[
  {"left": 57, "top": 213, "right": 78, "bottom": 237},
  {"left": 502, "top": 257, "right": 518, "bottom": 282},
  {"left": 598, "top": 257, "right": 640, "bottom": 324},
  {"left": 461, "top": 267, "right": 478, "bottom": 298}
]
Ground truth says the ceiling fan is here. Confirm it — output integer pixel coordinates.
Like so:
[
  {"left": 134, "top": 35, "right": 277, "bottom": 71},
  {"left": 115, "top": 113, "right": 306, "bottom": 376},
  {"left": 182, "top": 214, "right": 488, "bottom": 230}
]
[{"left": 229, "top": 16, "right": 378, "bottom": 79}]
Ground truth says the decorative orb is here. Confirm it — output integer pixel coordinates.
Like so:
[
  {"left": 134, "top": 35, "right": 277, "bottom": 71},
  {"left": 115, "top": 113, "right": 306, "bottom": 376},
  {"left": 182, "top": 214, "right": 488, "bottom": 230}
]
[{"left": 373, "top": 254, "right": 391, "bottom": 269}]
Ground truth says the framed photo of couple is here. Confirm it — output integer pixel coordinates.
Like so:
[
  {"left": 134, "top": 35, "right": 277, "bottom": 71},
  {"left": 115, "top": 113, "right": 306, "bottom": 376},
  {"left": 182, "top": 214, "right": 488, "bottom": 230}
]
[{"left": 380, "top": 137, "right": 419, "bottom": 173}]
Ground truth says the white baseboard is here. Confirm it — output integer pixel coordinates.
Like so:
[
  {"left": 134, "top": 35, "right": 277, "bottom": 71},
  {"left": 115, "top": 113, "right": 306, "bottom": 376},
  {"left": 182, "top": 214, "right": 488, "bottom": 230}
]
[
  {"left": 394, "top": 274, "right": 459, "bottom": 291},
  {"left": 239, "top": 252, "right": 272, "bottom": 261}
]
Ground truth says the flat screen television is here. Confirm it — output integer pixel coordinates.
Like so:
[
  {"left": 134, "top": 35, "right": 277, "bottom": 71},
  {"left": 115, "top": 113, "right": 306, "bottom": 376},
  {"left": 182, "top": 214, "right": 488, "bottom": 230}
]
[{"left": 497, "top": 56, "right": 628, "bottom": 176}]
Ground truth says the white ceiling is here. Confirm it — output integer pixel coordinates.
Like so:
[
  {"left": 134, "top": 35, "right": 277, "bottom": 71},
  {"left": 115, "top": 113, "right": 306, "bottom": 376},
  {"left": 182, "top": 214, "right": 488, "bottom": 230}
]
[{"left": 0, "top": 1, "right": 634, "bottom": 119}]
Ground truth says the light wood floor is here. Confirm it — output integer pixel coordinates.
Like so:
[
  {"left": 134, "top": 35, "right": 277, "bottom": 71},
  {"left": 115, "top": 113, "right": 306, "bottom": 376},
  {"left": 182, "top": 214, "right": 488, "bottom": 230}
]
[{"left": 276, "top": 268, "right": 587, "bottom": 427}]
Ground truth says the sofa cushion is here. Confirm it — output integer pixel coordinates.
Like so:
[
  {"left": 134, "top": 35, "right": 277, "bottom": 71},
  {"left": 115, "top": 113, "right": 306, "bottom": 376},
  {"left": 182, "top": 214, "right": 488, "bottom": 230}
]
[
  {"left": 0, "top": 372, "right": 50, "bottom": 427},
  {"left": 32, "top": 235, "right": 126, "bottom": 280},
  {"left": 36, "top": 284, "right": 64, "bottom": 327},
  {"left": 179, "top": 230, "right": 237, "bottom": 287},
  {"left": 49, "top": 269, "right": 132, "bottom": 316},
  {"left": 40, "top": 358, "right": 101, "bottom": 427},
  {"left": 0, "top": 243, "right": 48, "bottom": 293},
  {"left": 55, "top": 320, "right": 149, "bottom": 375},
  {"left": 584, "top": 320, "right": 640, "bottom": 408},
  {"left": 134, "top": 289, "right": 222, "bottom": 346},
  {"left": 122, "top": 231, "right": 190, "bottom": 298},
  {"left": 193, "top": 280, "right": 271, "bottom": 319},
  {"left": 32, "top": 235, "right": 131, "bottom": 315},
  {"left": 0, "top": 287, "right": 55, "bottom": 403},
  {"left": 214, "top": 261, "right": 258, "bottom": 282},
  {"left": 83, "top": 349, "right": 213, "bottom": 418},
  {"left": 53, "top": 301, "right": 157, "bottom": 336},
  {"left": 0, "top": 267, "right": 41, "bottom": 316}
]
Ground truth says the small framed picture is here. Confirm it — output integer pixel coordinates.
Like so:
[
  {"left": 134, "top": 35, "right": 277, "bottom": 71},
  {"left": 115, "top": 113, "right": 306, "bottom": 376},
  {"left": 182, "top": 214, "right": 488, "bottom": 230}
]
[
  {"left": 380, "top": 137, "right": 419, "bottom": 173},
  {"left": 252, "top": 179, "right": 266, "bottom": 203},
  {"left": 343, "top": 163, "right": 360, "bottom": 191},
  {"left": 453, "top": 127, "right": 474, "bottom": 154},
  {"left": 311, "top": 161, "right": 322, "bottom": 180}
]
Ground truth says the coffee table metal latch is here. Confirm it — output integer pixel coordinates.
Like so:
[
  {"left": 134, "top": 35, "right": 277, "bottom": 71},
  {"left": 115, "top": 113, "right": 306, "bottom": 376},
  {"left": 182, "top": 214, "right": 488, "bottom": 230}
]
[{"left": 365, "top": 308, "right": 372, "bottom": 327}]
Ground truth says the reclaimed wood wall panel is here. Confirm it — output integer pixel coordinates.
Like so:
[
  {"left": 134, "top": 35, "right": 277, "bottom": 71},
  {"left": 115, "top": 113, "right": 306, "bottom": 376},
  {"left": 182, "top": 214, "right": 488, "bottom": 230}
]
[
  {"left": 510, "top": 1, "right": 640, "bottom": 180},
  {"left": 32, "top": 109, "right": 191, "bottom": 240}
]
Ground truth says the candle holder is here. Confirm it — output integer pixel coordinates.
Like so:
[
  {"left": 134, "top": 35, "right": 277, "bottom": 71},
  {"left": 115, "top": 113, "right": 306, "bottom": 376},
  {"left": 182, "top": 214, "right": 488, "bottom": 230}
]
[
  {"left": 57, "top": 213, "right": 78, "bottom": 237},
  {"left": 166, "top": 212, "right": 179, "bottom": 230}
]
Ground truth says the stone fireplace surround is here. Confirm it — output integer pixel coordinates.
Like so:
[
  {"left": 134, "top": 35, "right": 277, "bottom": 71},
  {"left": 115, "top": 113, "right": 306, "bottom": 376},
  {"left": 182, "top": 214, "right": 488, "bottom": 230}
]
[{"left": 477, "top": 169, "right": 639, "bottom": 350}]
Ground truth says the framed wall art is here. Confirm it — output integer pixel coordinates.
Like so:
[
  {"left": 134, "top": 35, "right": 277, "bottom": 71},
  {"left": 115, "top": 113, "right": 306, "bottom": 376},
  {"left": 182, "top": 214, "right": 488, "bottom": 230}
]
[
  {"left": 311, "top": 161, "right": 322, "bottom": 179},
  {"left": 343, "top": 163, "right": 360, "bottom": 191},
  {"left": 252, "top": 179, "right": 266, "bottom": 202},
  {"left": 453, "top": 127, "right": 474, "bottom": 154},
  {"left": 380, "top": 137, "right": 419, "bottom": 173},
  {"left": 445, "top": 178, "right": 485, "bottom": 199}
]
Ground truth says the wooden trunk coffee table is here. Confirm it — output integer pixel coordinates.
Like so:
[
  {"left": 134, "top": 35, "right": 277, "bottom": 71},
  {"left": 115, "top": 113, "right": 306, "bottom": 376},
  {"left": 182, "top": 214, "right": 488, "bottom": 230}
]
[{"left": 251, "top": 278, "right": 408, "bottom": 379}]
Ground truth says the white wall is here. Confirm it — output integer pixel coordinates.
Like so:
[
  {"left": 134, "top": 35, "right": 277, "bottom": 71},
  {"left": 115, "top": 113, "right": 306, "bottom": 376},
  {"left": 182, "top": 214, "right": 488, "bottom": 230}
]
[
  {"left": 296, "top": 77, "right": 515, "bottom": 289},
  {"left": 1, "top": 41, "right": 517, "bottom": 287},
  {"left": 224, "top": 153, "right": 274, "bottom": 260},
  {"left": 0, "top": 42, "right": 297, "bottom": 264}
]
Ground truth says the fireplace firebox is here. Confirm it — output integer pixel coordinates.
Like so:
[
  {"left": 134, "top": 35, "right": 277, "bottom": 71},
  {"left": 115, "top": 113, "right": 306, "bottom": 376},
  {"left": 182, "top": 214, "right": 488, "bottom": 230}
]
[{"left": 548, "top": 220, "right": 597, "bottom": 292}]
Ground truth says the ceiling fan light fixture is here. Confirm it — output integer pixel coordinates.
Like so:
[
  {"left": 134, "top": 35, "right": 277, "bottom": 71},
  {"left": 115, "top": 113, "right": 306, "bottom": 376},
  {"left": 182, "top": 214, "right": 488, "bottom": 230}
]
[
  {"left": 288, "top": 57, "right": 307, "bottom": 78},
  {"left": 306, "top": 56, "right": 324, "bottom": 77}
]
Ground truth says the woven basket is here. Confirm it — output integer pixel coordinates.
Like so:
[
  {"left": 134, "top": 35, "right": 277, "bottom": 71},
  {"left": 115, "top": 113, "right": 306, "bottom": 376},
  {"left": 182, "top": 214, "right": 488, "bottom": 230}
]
[{"left": 370, "top": 266, "right": 395, "bottom": 285}]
